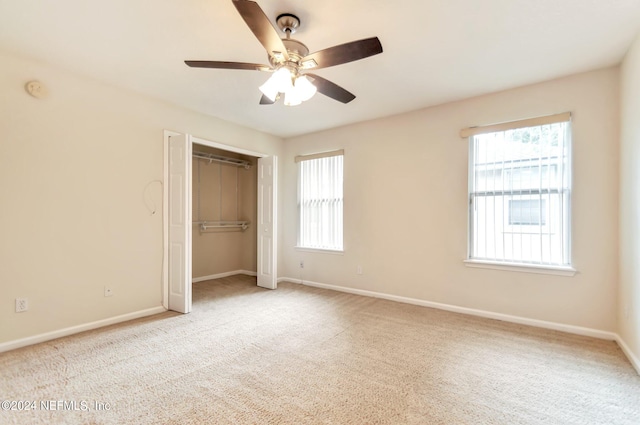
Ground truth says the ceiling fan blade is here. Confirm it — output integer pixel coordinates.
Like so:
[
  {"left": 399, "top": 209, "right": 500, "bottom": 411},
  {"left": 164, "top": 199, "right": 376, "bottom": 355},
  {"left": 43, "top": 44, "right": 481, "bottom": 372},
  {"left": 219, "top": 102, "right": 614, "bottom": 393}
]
[
  {"left": 306, "top": 74, "right": 356, "bottom": 104},
  {"left": 185, "top": 60, "right": 271, "bottom": 72},
  {"left": 233, "top": 0, "right": 289, "bottom": 62},
  {"left": 259, "top": 94, "right": 276, "bottom": 105},
  {"left": 301, "top": 37, "right": 383, "bottom": 70}
]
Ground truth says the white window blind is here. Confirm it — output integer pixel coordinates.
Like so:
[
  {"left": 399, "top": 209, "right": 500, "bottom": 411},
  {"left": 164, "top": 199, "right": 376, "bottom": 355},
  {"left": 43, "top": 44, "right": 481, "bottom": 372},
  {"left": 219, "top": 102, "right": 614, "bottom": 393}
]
[
  {"left": 297, "top": 150, "right": 344, "bottom": 251},
  {"left": 465, "top": 114, "right": 571, "bottom": 267}
]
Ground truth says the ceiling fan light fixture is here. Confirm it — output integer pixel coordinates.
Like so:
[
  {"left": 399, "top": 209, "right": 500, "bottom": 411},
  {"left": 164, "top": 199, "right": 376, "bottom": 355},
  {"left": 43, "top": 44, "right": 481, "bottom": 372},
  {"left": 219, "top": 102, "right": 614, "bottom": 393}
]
[{"left": 262, "top": 72, "right": 316, "bottom": 106}]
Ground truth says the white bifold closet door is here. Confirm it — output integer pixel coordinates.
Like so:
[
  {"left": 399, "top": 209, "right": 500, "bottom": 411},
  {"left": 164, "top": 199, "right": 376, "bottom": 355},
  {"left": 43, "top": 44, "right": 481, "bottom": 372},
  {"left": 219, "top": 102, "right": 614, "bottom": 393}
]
[
  {"left": 257, "top": 155, "right": 277, "bottom": 289},
  {"left": 167, "top": 134, "right": 192, "bottom": 313}
]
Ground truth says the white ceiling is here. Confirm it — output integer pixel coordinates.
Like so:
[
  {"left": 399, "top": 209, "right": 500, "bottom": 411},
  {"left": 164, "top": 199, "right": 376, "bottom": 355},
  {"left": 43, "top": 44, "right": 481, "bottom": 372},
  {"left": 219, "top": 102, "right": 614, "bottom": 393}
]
[{"left": 1, "top": 0, "right": 640, "bottom": 138}]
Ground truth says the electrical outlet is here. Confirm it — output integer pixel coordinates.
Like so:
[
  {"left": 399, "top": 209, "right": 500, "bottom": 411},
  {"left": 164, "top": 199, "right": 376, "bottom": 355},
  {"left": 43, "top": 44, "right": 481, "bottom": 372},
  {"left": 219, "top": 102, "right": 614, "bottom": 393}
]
[
  {"left": 15, "top": 298, "right": 28, "bottom": 313},
  {"left": 104, "top": 286, "right": 114, "bottom": 297},
  {"left": 299, "top": 260, "right": 304, "bottom": 268},
  {"left": 357, "top": 266, "right": 363, "bottom": 275}
]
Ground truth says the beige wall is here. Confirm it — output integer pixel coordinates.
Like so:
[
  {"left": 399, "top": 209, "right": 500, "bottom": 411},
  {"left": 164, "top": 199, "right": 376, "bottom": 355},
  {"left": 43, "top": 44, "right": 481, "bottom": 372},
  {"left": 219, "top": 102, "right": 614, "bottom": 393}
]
[
  {"left": 282, "top": 68, "right": 620, "bottom": 332},
  {"left": 192, "top": 146, "right": 257, "bottom": 277},
  {"left": 619, "top": 31, "right": 640, "bottom": 364},
  {"left": 0, "top": 51, "right": 283, "bottom": 344}
]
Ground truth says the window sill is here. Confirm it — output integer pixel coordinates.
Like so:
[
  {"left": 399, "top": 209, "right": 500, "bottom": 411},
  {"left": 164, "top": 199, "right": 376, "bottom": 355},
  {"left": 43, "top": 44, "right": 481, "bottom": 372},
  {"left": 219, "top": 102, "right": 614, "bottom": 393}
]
[
  {"left": 463, "top": 259, "right": 576, "bottom": 276},
  {"left": 295, "top": 246, "right": 344, "bottom": 255}
]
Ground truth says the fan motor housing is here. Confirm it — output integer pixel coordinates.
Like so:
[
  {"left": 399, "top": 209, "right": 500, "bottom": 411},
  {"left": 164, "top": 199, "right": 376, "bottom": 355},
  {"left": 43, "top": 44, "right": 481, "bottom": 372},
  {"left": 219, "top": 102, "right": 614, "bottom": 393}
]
[{"left": 269, "top": 38, "right": 309, "bottom": 67}]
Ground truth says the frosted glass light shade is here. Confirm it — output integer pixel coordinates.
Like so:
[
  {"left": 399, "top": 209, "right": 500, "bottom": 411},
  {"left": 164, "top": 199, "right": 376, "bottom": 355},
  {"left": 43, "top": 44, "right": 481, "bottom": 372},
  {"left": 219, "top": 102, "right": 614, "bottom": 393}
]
[
  {"left": 259, "top": 68, "right": 294, "bottom": 102},
  {"left": 259, "top": 79, "right": 279, "bottom": 102},
  {"left": 284, "top": 88, "right": 302, "bottom": 106},
  {"left": 273, "top": 68, "right": 294, "bottom": 91},
  {"left": 295, "top": 76, "right": 317, "bottom": 102}
]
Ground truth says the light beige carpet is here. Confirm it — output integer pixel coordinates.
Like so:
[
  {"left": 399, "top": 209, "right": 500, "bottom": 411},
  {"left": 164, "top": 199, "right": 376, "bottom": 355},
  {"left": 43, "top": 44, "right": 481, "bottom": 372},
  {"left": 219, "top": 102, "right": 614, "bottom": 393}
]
[{"left": 1, "top": 275, "right": 639, "bottom": 425}]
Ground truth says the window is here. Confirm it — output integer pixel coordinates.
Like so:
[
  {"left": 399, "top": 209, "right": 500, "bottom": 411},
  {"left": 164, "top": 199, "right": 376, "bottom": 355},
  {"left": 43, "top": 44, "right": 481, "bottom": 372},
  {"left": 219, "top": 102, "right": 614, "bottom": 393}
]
[
  {"left": 464, "top": 113, "right": 572, "bottom": 269},
  {"left": 296, "top": 150, "right": 344, "bottom": 251}
]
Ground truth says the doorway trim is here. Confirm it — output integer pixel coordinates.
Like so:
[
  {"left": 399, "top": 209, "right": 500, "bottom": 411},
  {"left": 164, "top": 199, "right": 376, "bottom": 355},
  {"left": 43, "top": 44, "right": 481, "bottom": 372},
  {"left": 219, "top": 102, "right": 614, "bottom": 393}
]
[{"left": 162, "top": 130, "right": 275, "bottom": 310}]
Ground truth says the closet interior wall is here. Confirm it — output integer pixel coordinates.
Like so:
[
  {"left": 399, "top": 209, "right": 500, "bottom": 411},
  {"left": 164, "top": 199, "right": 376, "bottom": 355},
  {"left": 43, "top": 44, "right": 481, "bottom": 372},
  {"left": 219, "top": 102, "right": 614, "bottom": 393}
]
[{"left": 192, "top": 144, "right": 257, "bottom": 279}]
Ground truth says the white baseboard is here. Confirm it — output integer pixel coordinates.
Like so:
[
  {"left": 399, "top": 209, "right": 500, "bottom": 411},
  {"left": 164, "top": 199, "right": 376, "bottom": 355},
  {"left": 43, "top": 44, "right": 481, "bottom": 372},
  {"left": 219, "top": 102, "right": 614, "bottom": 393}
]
[
  {"left": 615, "top": 335, "right": 640, "bottom": 375},
  {"left": 278, "top": 277, "right": 616, "bottom": 341},
  {"left": 193, "top": 270, "right": 257, "bottom": 283},
  {"left": 0, "top": 306, "right": 166, "bottom": 354}
]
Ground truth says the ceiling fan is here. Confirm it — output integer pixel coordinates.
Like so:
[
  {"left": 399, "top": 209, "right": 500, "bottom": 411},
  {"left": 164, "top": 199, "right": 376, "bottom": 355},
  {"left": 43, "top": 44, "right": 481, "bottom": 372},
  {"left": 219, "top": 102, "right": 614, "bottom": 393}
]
[{"left": 185, "top": 0, "right": 383, "bottom": 106}]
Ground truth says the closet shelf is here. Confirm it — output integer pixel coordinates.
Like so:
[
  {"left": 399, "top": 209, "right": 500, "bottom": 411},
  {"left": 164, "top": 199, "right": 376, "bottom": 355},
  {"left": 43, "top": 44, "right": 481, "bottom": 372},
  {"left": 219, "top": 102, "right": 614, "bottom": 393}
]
[
  {"left": 194, "top": 221, "right": 250, "bottom": 231},
  {"left": 193, "top": 151, "right": 251, "bottom": 169}
]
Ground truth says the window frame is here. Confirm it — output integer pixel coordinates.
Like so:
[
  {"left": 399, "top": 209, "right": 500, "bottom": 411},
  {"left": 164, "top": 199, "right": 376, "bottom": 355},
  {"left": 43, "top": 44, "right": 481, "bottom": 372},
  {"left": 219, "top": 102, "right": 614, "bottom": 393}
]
[{"left": 463, "top": 113, "right": 576, "bottom": 275}]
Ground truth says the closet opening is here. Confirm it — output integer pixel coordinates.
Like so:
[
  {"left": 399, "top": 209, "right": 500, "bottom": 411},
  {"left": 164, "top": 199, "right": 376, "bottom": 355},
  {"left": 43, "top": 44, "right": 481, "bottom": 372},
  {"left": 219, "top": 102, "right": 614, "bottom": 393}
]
[
  {"left": 191, "top": 143, "right": 258, "bottom": 294},
  {"left": 163, "top": 132, "right": 278, "bottom": 314}
]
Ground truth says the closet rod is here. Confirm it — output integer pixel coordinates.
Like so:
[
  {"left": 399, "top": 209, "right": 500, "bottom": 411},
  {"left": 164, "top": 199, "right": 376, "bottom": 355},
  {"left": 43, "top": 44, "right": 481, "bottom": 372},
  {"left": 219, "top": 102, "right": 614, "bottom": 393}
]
[
  {"left": 194, "top": 221, "right": 250, "bottom": 231},
  {"left": 193, "top": 151, "right": 251, "bottom": 169}
]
